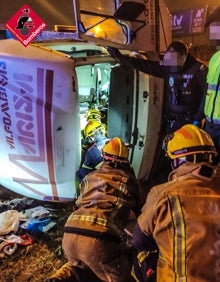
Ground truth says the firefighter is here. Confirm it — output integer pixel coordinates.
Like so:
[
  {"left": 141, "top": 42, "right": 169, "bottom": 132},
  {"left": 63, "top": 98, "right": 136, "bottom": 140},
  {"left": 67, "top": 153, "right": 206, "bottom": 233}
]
[
  {"left": 81, "top": 108, "right": 104, "bottom": 151},
  {"left": 86, "top": 108, "right": 102, "bottom": 122},
  {"left": 77, "top": 120, "right": 108, "bottom": 183},
  {"left": 47, "top": 137, "right": 141, "bottom": 282},
  {"left": 85, "top": 108, "right": 107, "bottom": 138},
  {"left": 132, "top": 124, "right": 220, "bottom": 282}
]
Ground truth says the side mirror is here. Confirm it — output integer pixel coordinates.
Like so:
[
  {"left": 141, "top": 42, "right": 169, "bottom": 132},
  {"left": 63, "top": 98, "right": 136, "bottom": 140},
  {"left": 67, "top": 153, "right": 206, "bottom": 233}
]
[{"left": 113, "top": 1, "right": 146, "bottom": 22}]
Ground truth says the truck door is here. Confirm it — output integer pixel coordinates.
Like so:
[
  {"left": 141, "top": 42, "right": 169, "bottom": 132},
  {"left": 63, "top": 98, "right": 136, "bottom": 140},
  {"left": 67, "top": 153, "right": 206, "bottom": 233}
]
[
  {"left": 107, "top": 64, "right": 164, "bottom": 180},
  {"left": 107, "top": 65, "right": 134, "bottom": 143}
]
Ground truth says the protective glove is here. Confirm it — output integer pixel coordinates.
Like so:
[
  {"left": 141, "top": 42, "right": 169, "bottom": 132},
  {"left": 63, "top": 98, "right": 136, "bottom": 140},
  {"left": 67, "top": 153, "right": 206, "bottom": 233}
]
[
  {"left": 106, "top": 46, "right": 122, "bottom": 59},
  {"left": 193, "top": 120, "right": 200, "bottom": 127}
]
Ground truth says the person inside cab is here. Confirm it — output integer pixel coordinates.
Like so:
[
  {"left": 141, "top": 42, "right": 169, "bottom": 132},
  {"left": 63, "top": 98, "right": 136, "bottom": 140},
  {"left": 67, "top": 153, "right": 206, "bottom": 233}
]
[
  {"left": 76, "top": 119, "right": 108, "bottom": 183},
  {"left": 132, "top": 124, "right": 220, "bottom": 282},
  {"left": 47, "top": 137, "right": 141, "bottom": 282},
  {"left": 107, "top": 41, "right": 208, "bottom": 134},
  {"left": 86, "top": 108, "right": 103, "bottom": 122},
  {"left": 81, "top": 108, "right": 105, "bottom": 151}
]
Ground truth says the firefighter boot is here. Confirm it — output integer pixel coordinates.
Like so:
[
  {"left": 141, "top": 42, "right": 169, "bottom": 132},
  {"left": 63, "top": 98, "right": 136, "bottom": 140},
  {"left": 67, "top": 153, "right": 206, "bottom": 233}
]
[{"left": 46, "top": 261, "right": 79, "bottom": 282}]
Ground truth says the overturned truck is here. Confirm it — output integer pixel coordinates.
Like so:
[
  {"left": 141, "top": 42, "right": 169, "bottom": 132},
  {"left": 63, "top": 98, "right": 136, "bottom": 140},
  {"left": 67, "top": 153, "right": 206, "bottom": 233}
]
[{"left": 0, "top": 0, "right": 171, "bottom": 201}]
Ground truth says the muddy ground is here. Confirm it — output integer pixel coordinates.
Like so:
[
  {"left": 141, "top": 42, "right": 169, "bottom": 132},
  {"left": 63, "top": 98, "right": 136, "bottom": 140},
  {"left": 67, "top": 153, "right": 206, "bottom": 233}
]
[{"left": 0, "top": 186, "right": 74, "bottom": 282}]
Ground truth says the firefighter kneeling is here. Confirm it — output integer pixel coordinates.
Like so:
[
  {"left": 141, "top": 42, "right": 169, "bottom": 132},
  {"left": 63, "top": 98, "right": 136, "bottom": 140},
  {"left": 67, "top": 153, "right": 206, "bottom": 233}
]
[
  {"left": 47, "top": 137, "right": 142, "bottom": 282},
  {"left": 132, "top": 124, "right": 220, "bottom": 282}
]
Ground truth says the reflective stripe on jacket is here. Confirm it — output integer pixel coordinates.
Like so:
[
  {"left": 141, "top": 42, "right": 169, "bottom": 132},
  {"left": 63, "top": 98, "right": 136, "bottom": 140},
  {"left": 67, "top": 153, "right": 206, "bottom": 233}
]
[
  {"left": 205, "top": 50, "right": 220, "bottom": 121},
  {"left": 137, "top": 162, "right": 220, "bottom": 282},
  {"left": 65, "top": 162, "right": 140, "bottom": 238}
]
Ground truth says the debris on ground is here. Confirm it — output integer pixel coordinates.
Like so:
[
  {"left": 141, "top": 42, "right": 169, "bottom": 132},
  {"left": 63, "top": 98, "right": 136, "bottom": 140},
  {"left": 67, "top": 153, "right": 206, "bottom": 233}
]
[{"left": 0, "top": 185, "right": 74, "bottom": 282}]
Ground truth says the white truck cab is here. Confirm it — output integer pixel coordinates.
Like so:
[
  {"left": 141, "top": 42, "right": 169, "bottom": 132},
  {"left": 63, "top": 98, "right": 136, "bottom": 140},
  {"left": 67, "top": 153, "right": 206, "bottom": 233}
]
[{"left": 0, "top": 0, "right": 171, "bottom": 201}]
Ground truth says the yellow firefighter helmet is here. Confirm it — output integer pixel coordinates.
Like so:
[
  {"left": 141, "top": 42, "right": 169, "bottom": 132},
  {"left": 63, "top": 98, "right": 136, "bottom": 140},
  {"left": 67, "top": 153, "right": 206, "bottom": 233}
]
[
  {"left": 102, "top": 137, "right": 128, "bottom": 162},
  {"left": 164, "top": 124, "right": 217, "bottom": 161}
]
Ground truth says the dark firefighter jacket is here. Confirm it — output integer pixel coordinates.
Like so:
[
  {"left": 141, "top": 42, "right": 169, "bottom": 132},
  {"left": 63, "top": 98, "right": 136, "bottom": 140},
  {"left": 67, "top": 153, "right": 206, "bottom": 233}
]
[
  {"left": 65, "top": 162, "right": 141, "bottom": 240},
  {"left": 76, "top": 136, "right": 108, "bottom": 182}
]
